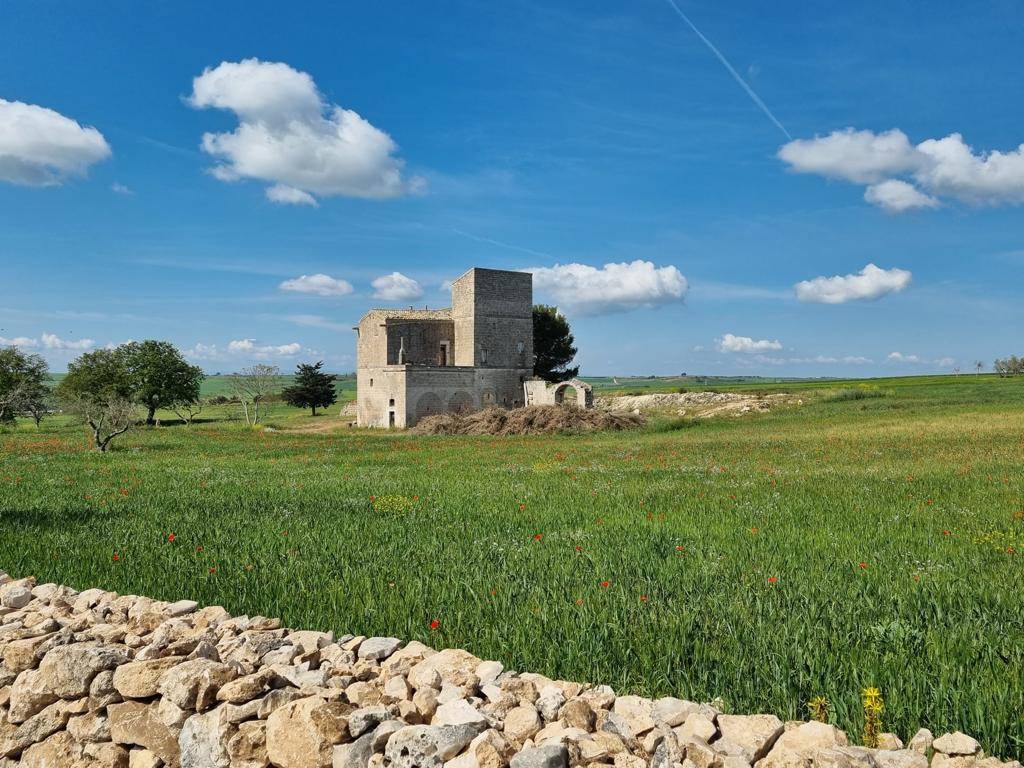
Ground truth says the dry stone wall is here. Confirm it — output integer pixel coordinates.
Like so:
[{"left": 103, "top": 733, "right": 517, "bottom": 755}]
[{"left": 0, "top": 572, "right": 1018, "bottom": 768}]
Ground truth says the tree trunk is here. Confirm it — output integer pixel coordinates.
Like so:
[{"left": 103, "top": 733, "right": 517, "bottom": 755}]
[
  {"left": 146, "top": 404, "right": 156, "bottom": 426},
  {"left": 311, "top": 405, "right": 317, "bottom": 416}
]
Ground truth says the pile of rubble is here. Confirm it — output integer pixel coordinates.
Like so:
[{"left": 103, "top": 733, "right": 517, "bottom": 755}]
[
  {"left": 600, "top": 392, "right": 796, "bottom": 418},
  {"left": 0, "top": 573, "right": 1017, "bottom": 768}
]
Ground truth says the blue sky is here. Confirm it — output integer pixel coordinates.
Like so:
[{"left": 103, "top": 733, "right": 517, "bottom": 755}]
[{"left": 2, "top": 0, "right": 1022, "bottom": 375}]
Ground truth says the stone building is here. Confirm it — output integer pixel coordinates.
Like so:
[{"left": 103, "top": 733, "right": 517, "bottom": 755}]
[{"left": 355, "top": 268, "right": 534, "bottom": 428}]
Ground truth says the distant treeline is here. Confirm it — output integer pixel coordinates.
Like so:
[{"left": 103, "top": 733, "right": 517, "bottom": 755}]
[{"left": 993, "top": 356, "right": 1024, "bottom": 376}]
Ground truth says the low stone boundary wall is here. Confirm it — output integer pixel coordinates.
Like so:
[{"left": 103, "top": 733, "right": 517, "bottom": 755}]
[{"left": 0, "top": 572, "right": 1018, "bottom": 768}]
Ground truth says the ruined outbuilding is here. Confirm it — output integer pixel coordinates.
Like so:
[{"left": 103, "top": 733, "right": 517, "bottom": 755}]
[{"left": 355, "top": 268, "right": 535, "bottom": 428}]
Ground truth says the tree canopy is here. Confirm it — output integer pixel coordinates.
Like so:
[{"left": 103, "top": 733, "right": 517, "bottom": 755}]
[
  {"left": 281, "top": 361, "right": 337, "bottom": 415},
  {"left": 0, "top": 346, "right": 50, "bottom": 424},
  {"left": 532, "top": 304, "right": 579, "bottom": 382},
  {"left": 125, "top": 340, "right": 204, "bottom": 425}
]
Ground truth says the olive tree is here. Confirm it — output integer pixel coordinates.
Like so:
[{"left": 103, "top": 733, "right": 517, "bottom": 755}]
[
  {"left": 0, "top": 346, "right": 50, "bottom": 426},
  {"left": 56, "top": 346, "right": 137, "bottom": 451}
]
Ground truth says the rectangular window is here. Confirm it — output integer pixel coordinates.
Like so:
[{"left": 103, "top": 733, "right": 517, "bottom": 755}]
[{"left": 389, "top": 398, "right": 395, "bottom": 406}]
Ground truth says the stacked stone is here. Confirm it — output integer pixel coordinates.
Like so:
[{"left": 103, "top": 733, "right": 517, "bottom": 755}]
[{"left": 0, "top": 573, "right": 1019, "bottom": 768}]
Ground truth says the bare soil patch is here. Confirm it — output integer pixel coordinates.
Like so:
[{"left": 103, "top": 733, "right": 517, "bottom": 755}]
[{"left": 410, "top": 404, "right": 644, "bottom": 435}]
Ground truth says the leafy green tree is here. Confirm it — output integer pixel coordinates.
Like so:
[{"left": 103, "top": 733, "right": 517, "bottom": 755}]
[
  {"left": 0, "top": 346, "right": 50, "bottom": 425},
  {"left": 124, "top": 340, "right": 204, "bottom": 425},
  {"left": 56, "top": 346, "right": 137, "bottom": 451},
  {"left": 281, "top": 361, "right": 337, "bottom": 416},
  {"left": 532, "top": 304, "right": 579, "bottom": 382}
]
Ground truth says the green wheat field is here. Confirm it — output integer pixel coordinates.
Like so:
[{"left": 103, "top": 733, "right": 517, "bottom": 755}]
[{"left": 1, "top": 374, "right": 1022, "bottom": 755}]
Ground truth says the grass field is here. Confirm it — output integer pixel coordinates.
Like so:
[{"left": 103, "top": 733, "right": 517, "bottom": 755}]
[{"left": 2, "top": 375, "right": 1023, "bottom": 756}]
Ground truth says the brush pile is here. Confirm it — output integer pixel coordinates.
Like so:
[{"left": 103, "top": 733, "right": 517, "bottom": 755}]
[{"left": 410, "top": 406, "right": 644, "bottom": 436}]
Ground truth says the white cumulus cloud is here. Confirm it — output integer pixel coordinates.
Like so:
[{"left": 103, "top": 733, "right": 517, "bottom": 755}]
[
  {"left": 778, "top": 128, "right": 920, "bottom": 184},
  {"left": 372, "top": 272, "right": 424, "bottom": 301},
  {"left": 0, "top": 335, "right": 38, "bottom": 348},
  {"left": 529, "top": 260, "right": 688, "bottom": 315},
  {"left": 0, "top": 99, "right": 111, "bottom": 186},
  {"left": 864, "top": 180, "right": 939, "bottom": 213},
  {"left": 794, "top": 263, "right": 912, "bottom": 304},
  {"left": 717, "top": 334, "right": 783, "bottom": 353},
  {"left": 279, "top": 273, "right": 354, "bottom": 297},
  {"left": 189, "top": 58, "right": 423, "bottom": 204},
  {"left": 41, "top": 332, "right": 94, "bottom": 351},
  {"left": 779, "top": 127, "right": 1024, "bottom": 212},
  {"left": 887, "top": 352, "right": 922, "bottom": 363},
  {"left": 186, "top": 339, "right": 306, "bottom": 361}
]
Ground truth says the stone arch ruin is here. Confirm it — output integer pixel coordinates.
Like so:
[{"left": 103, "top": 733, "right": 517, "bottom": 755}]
[{"left": 523, "top": 378, "right": 594, "bottom": 409}]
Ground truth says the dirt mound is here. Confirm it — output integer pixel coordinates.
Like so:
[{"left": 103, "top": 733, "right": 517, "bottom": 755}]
[
  {"left": 410, "top": 405, "right": 644, "bottom": 435},
  {"left": 599, "top": 391, "right": 797, "bottom": 418}
]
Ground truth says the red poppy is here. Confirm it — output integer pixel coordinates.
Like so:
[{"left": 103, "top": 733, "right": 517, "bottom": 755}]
[
  {"left": 942, "top": 530, "right": 951, "bottom": 536},
  {"left": 640, "top": 595, "right": 649, "bottom": 603},
  {"left": 600, "top": 580, "right": 610, "bottom": 588},
  {"left": 675, "top": 545, "right": 685, "bottom": 551},
  {"left": 575, "top": 598, "right": 583, "bottom": 606},
  {"left": 767, "top": 576, "right": 778, "bottom": 584},
  {"left": 119, "top": 488, "right": 129, "bottom": 497},
  {"left": 750, "top": 527, "right": 759, "bottom": 535},
  {"left": 533, "top": 533, "right": 542, "bottom": 541},
  {"left": 196, "top": 546, "right": 204, "bottom": 553},
  {"left": 208, "top": 567, "right": 216, "bottom": 574},
  {"left": 859, "top": 562, "right": 868, "bottom": 569},
  {"left": 519, "top": 504, "right": 526, "bottom": 511},
  {"left": 429, "top": 618, "right": 440, "bottom": 631},
  {"left": 112, "top": 553, "right": 120, "bottom": 562},
  {"left": 167, "top": 533, "right": 175, "bottom": 542},
  {"left": 369, "top": 495, "right": 376, "bottom": 502},
  {"left": 574, "top": 545, "right": 582, "bottom": 552}
]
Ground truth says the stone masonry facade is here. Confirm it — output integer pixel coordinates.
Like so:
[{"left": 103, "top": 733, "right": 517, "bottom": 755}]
[{"left": 355, "top": 269, "right": 534, "bottom": 428}]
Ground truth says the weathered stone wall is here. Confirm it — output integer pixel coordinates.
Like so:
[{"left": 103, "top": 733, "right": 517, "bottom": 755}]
[
  {"left": 356, "top": 368, "right": 409, "bottom": 429},
  {"left": 451, "top": 269, "right": 533, "bottom": 370},
  {"left": 0, "top": 572, "right": 1018, "bottom": 768},
  {"left": 523, "top": 380, "right": 594, "bottom": 409}
]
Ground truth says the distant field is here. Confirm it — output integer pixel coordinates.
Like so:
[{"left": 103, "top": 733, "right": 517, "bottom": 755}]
[{"left": 1, "top": 375, "right": 1023, "bottom": 756}]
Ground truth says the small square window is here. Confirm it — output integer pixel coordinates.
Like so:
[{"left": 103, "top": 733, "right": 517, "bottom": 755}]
[{"left": 389, "top": 398, "right": 395, "bottom": 406}]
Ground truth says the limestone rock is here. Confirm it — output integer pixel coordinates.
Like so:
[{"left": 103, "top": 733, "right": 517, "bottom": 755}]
[
  {"left": 677, "top": 712, "right": 717, "bottom": 744},
  {"left": 350, "top": 706, "right": 391, "bottom": 738},
  {"left": 265, "top": 696, "right": 350, "bottom": 768},
  {"left": 179, "top": 706, "right": 236, "bottom": 768},
  {"left": 108, "top": 700, "right": 181, "bottom": 767},
  {"left": 504, "top": 706, "right": 542, "bottom": 744},
  {"left": 0, "top": 699, "right": 73, "bottom": 759},
  {"left": 0, "top": 583, "right": 33, "bottom": 609},
  {"left": 114, "top": 657, "right": 183, "bottom": 699},
  {"left": 37, "top": 642, "right": 130, "bottom": 698},
  {"left": 7, "top": 668, "right": 59, "bottom": 723},
  {"left": 877, "top": 734, "right": 904, "bottom": 751},
  {"left": 907, "top": 729, "right": 933, "bottom": 755},
  {"left": 433, "top": 699, "right": 489, "bottom": 729},
  {"left": 536, "top": 687, "right": 566, "bottom": 724},
  {"left": 510, "top": 744, "right": 568, "bottom": 768},
  {"left": 558, "top": 699, "right": 595, "bottom": 731},
  {"left": 18, "top": 730, "right": 84, "bottom": 767},
  {"left": 129, "top": 748, "right": 165, "bottom": 768},
  {"left": 334, "top": 731, "right": 375, "bottom": 768},
  {"left": 408, "top": 649, "right": 481, "bottom": 690},
  {"left": 874, "top": 750, "right": 929, "bottom": 768},
  {"left": 385, "top": 724, "right": 487, "bottom": 768},
  {"left": 67, "top": 710, "right": 112, "bottom": 743},
  {"left": 933, "top": 733, "right": 980, "bottom": 757},
  {"left": 653, "top": 697, "right": 697, "bottom": 728},
  {"left": 359, "top": 638, "right": 403, "bottom": 661},
  {"left": 158, "top": 659, "right": 237, "bottom": 711},
  {"left": 613, "top": 696, "right": 655, "bottom": 737},
  {"left": 216, "top": 668, "right": 281, "bottom": 705},
  {"left": 83, "top": 740, "right": 131, "bottom": 767},
  {"left": 228, "top": 720, "right": 270, "bottom": 768},
  {"left": 716, "top": 714, "right": 783, "bottom": 762}
]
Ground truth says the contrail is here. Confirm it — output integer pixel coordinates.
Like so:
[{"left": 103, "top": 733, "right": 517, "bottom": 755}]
[
  {"left": 451, "top": 228, "right": 553, "bottom": 260},
  {"left": 662, "top": 0, "right": 792, "bottom": 140}
]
